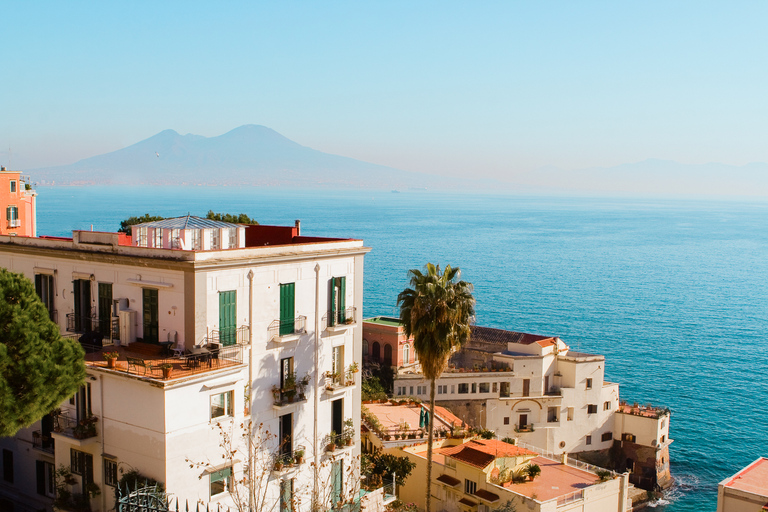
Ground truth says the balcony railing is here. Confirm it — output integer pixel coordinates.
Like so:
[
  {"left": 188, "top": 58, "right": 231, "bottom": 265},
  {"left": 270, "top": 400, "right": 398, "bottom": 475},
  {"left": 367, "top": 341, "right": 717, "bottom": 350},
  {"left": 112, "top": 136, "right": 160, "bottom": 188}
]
[
  {"left": 66, "top": 314, "right": 119, "bottom": 350},
  {"left": 323, "top": 306, "right": 357, "bottom": 329},
  {"left": 268, "top": 315, "right": 307, "bottom": 340},
  {"left": 201, "top": 325, "right": 249, "bottom": 346},
  {"left": 32, "top": 430, "right": 55, "bottom": 453},
  {"left": 7, "top": 219, "right": 20, "bottom": 228},
  {"left": 272, "top": 445, "right": 307, "bottom": 470},
  {"left": 514, "top": 424, "right": 534, "bottom": 433},
  {"left": 54, "top": 414, "right": 98, "bottom": 440},
  {"left": 324, "top": 365, "right": 359, "bottom": 391}
]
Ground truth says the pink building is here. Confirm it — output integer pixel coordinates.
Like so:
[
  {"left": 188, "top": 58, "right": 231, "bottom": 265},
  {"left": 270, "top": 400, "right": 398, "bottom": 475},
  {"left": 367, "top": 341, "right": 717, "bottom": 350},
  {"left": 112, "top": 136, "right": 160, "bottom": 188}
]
[
  {"left": 363, "top": 316, "right": 417, "bottom": 368},
  {"left": 0, "top": 167, "right": 36, "bottom": 237}
]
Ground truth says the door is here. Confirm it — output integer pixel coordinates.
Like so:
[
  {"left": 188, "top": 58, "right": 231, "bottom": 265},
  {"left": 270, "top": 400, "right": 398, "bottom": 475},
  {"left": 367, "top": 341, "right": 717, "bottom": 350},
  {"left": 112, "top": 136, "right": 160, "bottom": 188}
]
[
  {"left": 98, "top": 283, "right": 112, "bottom": 338},
  {"left": 73, "top": 279, "right": 91, "bottom": 332},
  {"left": 35, "top": 274, "right": 54, "bottom": 321},
  {"left": 544, "top": 376, "right": 549, "bottom": 395},
  {"left": 332, "top": 346, "right": 343, "bottom": 385},
  {"left": 522, "top": 379, "right": 530, "bottom": 397},
  {"left": 331, "top": 398, "right": 343, "bottom": 440},
  {"left": 142, "top": 288, "right": 159, "bottom": 343},
  {"left": 279, "top": 283, "right": 295, "bottom": 335},
  {"left": 219, "top": 290, "right": 237, "bottom": 345},
  {"left": 279, "top": 413, "right": 292, "bottom": 457},
  {"left": 519, "top": 414, "right": 528, "bottom": 429},
  {"left": 280, "top": 357, "right": 294, "bottom": 391},
  {"left": 329, "top": 277, "right": 345, "bottom": 326},
  {"left": 331, "top": 460, "right": 343, "bottom": 506},
  {"left": 76, "top": 384, "right": 91, "bottom": 422}
]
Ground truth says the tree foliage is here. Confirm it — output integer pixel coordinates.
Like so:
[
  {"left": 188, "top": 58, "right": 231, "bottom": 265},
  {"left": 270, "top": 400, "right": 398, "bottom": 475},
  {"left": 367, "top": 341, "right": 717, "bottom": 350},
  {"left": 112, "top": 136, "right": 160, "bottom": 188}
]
[
  {"left": 0, "top": 269, "right": 86, "bottom": 437},
  {"left": 363, "top": 452, "right": 416, "bottom": 488},
  {"left": 118, "top": 214, "right": 166, "bottom": 234},
  {"left": 205, "top": 210, "right": 259, "bottom": 225},
  {"left": 397, "top": 263, "right": 474, "bottom": 512}
]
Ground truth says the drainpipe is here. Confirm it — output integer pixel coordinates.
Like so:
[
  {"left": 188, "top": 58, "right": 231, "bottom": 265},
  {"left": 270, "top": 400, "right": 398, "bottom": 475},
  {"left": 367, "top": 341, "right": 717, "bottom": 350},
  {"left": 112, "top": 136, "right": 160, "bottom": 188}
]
[
  {"left": 247, "top": 269, "right": 255, "bottom": 511},
  {"left": 99, "top": 375, "right": 106, "bottom": 512},
  {"left": 313, "top": 263, "right": 321, "bottom": 511}
]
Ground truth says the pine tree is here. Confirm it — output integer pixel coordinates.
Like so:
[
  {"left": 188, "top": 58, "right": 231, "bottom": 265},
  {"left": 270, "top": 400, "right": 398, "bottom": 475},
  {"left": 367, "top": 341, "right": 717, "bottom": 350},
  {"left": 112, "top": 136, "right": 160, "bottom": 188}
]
[{"left": 0, "top": 269, "right": 86, "bottom": 437}]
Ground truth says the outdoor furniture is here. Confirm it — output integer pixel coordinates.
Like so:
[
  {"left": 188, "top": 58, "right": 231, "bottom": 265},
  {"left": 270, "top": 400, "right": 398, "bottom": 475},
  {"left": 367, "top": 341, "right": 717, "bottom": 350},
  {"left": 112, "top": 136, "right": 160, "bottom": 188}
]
[
  {"left": 171, "top": 343, "right": 185, "bottom": 358},
  {"left": 159, "top": 341, "right": 174, "bottom": 356},
  {"left": 185, "top": 347, "right": 211, "bottom": 369},
  {"left": 127, "top": 356, "right": 153, "bottom": 375}
]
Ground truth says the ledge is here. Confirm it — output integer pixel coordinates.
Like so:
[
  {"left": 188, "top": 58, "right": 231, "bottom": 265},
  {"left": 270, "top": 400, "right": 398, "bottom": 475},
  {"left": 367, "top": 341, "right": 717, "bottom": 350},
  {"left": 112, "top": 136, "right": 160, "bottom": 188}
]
[
  {"left": 51, "top": 431, "right": 99, "bottom": 447},
  {"left": 272, "top": 397, "right": 308, "bottom": 412},
  {"left": 326, "top": 322, "right": 356, "bottom": 334}
]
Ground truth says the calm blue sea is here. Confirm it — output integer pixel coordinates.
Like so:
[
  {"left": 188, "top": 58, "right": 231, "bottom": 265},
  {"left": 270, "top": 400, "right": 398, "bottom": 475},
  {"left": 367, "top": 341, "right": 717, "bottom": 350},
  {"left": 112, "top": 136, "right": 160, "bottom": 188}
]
[{"left": 37, "top": 186, "right": 768, "bottom": 511}]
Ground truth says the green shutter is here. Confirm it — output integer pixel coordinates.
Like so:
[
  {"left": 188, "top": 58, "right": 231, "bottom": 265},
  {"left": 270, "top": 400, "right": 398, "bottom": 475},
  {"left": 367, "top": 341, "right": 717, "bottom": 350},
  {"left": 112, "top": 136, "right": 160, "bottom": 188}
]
[
  {"left": 98, "top": 283, "right": 112, "bottom": 337},
  {"left": 279, "top": 283, "right": 295, "bottom": 336},
  {"left": 332, "top": 460, "right": 343, "bottom": 505},
  {"left": 142, "top": 288, "right": 159, "bottom": 343},
  {"left": 329, "top": 279, "right": 337, "bottom": 327},
  {"left": 338, "top": 277, "right": 346, "bottom": 324},
  {"left": 219, "top": 291, "right": 237, "bottom": 345}
]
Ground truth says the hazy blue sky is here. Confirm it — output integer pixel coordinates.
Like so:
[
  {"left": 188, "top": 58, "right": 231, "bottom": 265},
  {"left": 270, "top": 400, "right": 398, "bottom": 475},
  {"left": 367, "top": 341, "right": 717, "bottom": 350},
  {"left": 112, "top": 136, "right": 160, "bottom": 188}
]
[{"left": 2, "top": 1, "right": 767, "bottom": 180}]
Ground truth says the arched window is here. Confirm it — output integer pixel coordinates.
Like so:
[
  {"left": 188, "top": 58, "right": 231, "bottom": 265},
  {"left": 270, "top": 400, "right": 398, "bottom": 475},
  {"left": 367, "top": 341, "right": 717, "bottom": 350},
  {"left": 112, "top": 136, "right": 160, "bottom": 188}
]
[
  {"left": 362, "top": 339, "right": 369, "bottom": 358},
  {"left": 402, "top": 344, "right": 410, "bottom": 365},
  {"left": 372, "top": 342, "right": 380, "bottom": 362},
  {"left": 384, "top": 344, "right": 393, "bottom": 366}
]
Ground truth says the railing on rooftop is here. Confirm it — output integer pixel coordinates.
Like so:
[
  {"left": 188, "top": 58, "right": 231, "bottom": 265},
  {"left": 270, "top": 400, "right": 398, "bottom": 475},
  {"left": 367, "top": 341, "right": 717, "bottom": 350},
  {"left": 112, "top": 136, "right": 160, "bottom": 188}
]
[
  {"left": 268, "top": 316, "right": 307, "bottom": 340},
  {"left": 323, "top": 307, "right": 357, "bottom": 329}
]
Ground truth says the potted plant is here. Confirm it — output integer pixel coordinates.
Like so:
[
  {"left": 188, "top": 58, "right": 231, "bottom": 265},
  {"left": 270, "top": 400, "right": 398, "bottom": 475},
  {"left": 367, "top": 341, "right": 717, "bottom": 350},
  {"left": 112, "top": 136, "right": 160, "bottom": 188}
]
[
  {"left": 273, "top": 459, "right": 284, "bottom": 472},
  {"left": 73, "top": 415, "right": 98, "bottom": 439},
  {"left": 159, "top": 363, "right": 173, "bottom": 379},
  {"left": 103, "top": 351, "right": 119, "bottom": 369},
  {"left": 343, "top": 418, "right": 355, "bottom": 446},
  {"left": 272, "top": 385, "right": 281, "bottom": 404},
  {"left": 348, "top": 362, "right": 359, "bottom": 373},
  {"left": 344, "top": 316, "right": 354, "bottom": 325},
  {"left": 327, "top": 431, "right": 337, "bottom": 451},
  {"left": 294, "top": 449, "right": 305, "bottom": 464}
]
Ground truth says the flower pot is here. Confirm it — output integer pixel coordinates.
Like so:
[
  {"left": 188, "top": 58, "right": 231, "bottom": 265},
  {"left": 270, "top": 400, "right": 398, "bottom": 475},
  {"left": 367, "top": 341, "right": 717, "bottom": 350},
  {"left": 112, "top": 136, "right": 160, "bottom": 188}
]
[
  {"left": 162, "top": 367, "right": 172, "bottom": 379},
  {"left": 327, "top": 443, "right": 336, "bottom": 452},
  {"left": 107, "top": 358, "right": 116, "bottom": 369}
]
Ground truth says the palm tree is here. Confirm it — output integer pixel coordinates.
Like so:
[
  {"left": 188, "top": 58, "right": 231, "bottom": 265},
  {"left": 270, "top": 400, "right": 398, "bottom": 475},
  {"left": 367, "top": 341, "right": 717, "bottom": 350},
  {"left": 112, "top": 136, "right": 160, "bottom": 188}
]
[{"left": 398, "top": 263, "right": 475, "bottom": 512}]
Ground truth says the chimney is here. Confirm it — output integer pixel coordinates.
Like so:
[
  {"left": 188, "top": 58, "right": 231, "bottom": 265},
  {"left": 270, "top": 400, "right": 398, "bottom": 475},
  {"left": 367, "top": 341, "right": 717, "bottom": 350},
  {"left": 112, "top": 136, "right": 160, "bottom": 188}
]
[{"left": 295, "top": 219, "right": 301, "bottom": 236}]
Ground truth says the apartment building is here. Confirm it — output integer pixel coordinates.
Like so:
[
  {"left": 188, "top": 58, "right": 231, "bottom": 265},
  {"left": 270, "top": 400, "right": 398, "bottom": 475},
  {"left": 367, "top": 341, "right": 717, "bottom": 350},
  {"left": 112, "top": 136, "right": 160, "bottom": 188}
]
[
  {"left": 392, "top": 325, "right": 672, "bottom": 491},
  {"left": 0, "top": 216, "right": 369, "bottom": 512},
  {"left": 716, "top": 457, "right": 768, "bottom": 512},
  {"left": 362, "top": 317, "right": 416, "bottom": 369},
  {"left": 0, "top": 166, "right": 36, "bottom": 237}
]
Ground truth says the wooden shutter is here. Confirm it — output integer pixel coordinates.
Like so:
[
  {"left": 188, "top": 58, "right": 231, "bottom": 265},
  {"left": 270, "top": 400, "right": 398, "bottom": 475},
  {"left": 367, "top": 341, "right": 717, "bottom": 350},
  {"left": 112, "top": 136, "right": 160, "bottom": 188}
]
[{"left": 279, "top": 283, "right": 295, "bottom": 336}]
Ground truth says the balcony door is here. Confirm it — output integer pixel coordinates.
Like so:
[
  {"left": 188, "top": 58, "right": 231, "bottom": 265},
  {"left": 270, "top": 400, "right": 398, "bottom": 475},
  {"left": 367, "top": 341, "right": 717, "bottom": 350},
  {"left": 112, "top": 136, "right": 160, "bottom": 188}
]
[
  {"left": 142, "top": 288, "right": 159, "bottom": 343},
  {"left": 279, "top": 283, "right": 295, "bottom": 336},
  {"left": 329, "top": 277, "right": 345, "bottom": 326},
  {"left": 73, "top": 279, "right": 91, "bottom": 332},
  {"left": 279, "top": 413, "right": 292, "bottom": 457},
  {"left": 331, "top": 398, "right": 343, "bottom": 439},
  {"left": 98, "top": 283, "right": 112, "bottom": 338},
  {"left": 219, "top": 290, "right": 236, "bottom": 346}
]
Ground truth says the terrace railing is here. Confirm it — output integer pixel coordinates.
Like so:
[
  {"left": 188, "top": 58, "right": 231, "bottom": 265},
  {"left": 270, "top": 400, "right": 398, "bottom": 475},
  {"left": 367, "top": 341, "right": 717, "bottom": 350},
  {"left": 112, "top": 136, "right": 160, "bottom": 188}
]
[
  {"left": 268, "top": 315, "right": 307, "bottom": 341},
  {"left": 323, "top": 306, "right": 357, "bottom": 329}
]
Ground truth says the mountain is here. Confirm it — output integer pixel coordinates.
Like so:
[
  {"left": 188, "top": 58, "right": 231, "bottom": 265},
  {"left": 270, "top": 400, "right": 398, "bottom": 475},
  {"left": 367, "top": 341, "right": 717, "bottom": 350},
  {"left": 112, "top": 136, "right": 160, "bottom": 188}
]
[
  {"left": 516, "top": 159, "right": 768, "bottom": 197},
  {"left": 30, "top": 125, "right": 425, "bottom": 188}
]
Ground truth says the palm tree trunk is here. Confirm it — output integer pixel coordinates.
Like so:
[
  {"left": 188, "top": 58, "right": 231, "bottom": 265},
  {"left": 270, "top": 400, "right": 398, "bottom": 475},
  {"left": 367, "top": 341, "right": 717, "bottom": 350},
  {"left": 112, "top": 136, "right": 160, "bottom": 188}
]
[{"left": 426, "top": 377, "right": 436, "bottom": 512}]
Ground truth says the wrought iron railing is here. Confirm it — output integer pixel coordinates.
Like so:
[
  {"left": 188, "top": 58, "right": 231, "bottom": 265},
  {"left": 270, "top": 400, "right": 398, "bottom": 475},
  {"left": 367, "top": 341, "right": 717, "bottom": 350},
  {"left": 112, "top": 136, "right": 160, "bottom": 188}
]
[
  {"left": 201, "top": 325, "right": 249, "bottom": 346},
  {"left": 323, "top": 306, "right": 357, "bottom": 329},
  {"left": 66, "top": 313, "right": 99, "bottom": 333},
  {"left": 54, "top": 414, "right": 99, "bottom": 440},
  {"left": 268, "top": 316, "right": 307, "bottom": 340},
  {"left": 272, "top": 445, "right": 307, "bottom": 469},
  {"left": 32, "top": 430, "right": 55, "bottom": 453}
]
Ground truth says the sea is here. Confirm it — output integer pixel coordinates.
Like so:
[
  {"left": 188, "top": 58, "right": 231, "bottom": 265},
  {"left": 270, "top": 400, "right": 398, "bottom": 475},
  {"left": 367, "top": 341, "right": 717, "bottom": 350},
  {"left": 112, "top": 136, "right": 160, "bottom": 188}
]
[{"left": 36, "top": 185, "right": 768, "bottom": 511}]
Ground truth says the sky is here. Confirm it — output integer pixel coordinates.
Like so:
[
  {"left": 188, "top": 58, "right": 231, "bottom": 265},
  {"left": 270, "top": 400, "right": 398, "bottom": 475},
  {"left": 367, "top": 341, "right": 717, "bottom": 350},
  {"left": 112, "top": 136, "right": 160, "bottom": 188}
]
[{"left": 2, "top": 1, "right": 767, "bottom": 181}]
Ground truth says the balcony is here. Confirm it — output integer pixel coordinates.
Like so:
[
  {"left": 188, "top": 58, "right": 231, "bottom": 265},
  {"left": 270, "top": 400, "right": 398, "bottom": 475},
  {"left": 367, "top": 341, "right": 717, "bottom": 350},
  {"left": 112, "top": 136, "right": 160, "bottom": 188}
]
[
  {"left": 271, "top": 445, "right": 307, "bottom": 474},
  {"left": 514, "top": 423, "right": 534, "bottom": 433},
  {"left": 51, "top": 414, "right": 99, "bottom": 446},
  {"left": 201, "top": 325, "right": 249, "bottom": 346},
  {"left": 268, "top": 315, "right": 307, "bottom": 342},
  {"left": 323, "top": 307, "right": 357, "bottom": 332},
  {"left": 65, "top": 314, "right": 119, "bottom": 350},
  {"left": 324, "top": 365, "right": 359, "bottom": 394},
  {"left": 32, "top": 430, "right": 55, "bottom": 454},
  {"left": 272, "top": 372, "right": 310, "bottom": 409}
]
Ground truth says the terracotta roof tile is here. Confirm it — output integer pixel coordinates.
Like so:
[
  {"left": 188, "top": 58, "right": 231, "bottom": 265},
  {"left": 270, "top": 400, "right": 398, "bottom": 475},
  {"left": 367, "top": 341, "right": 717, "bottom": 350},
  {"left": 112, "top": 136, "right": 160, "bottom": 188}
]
[
  {"left": 473, "top": 489, "right": 499, "bottom": 502},
  {"left": 458, "top": 498, "right": 477, "bottom": 507},
  {"left": 470, "top": 326, "right": 552, "bottom": 346},
  {"left": 437, "top": 439, "right": 537, "bottom": 469},
  {"left": 436, "top": 474, "right": 461, "bottom": 487}
]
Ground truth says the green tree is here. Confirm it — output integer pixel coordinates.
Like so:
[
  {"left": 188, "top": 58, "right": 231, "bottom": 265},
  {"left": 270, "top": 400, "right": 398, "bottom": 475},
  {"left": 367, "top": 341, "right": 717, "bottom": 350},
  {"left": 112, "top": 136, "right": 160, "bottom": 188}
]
[
  {"left": 0, "top": 269, "right": 86, "bottom": 437},
  {"left": 397, "top": 263, "right": 474, "bottom": 512},
  {"left": 363, "top": 452, "right": 416, "bottom": 488},
  {"left": 206, "top": 210, "right": 259, "bottom": 225},
  {"left": 118, "top": 214, "right": 166, "bottom": 234}
]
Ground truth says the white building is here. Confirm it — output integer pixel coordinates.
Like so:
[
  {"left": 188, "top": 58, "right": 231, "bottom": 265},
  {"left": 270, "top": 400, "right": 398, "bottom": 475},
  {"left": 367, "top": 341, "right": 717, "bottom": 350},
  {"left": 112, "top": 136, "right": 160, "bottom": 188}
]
[
  {"left": 0, "top": 217, "right": 369, "bottom": 512},
  {"left": 716, "top": 457, "right": 768, "bottom": 512},
  {"left": 393, "top": 326, "right": 672, "bottom": 491}
]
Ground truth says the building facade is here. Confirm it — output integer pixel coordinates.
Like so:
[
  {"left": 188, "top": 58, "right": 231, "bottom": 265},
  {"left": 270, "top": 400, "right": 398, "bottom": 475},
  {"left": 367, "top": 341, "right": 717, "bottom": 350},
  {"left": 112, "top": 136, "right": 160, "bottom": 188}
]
[
  {"left": 392, "top": 325, "right": 672, "bottom": 491},
  {"left": 0, "top": 218, "right": 369, "bottom": 512},
  {"left": 0, "top": 167, "right": 36, "bottom": 238},
  {"left": 362, "top": 317, "right": 416, "bottom": 369},
  {"left": 716, "top": 457, "right": 768, "bottom": 512}
]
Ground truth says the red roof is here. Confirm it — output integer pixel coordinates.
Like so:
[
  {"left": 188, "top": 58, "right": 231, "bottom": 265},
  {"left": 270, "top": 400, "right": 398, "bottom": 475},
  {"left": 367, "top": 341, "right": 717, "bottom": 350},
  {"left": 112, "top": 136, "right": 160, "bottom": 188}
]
[{"left": 437, "top": 439, "right": 537, "bottom": 469}]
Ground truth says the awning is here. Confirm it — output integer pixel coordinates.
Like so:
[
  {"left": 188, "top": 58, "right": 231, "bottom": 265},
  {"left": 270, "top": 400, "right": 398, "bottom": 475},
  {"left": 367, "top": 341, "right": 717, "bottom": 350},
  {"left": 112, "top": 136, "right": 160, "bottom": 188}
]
[
  {"left": 458, "top": 498, "right": 477, "bottom": 507},
  {"left": 436, "top": 474, "right": 461, "bottom": 487},
  {"left": 473, "top": 489, "right": 500, "bottom": 503}
]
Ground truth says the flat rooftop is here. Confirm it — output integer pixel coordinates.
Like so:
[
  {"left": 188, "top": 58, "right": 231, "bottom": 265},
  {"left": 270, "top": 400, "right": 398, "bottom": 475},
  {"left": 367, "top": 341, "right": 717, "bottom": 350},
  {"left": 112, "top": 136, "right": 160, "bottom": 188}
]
[
  {"left": 364, "top": 401, "right": 464, "bottom": 435},
  {"left": 363, "top": 316, "right": 402, "bottom": 327},
  {"left": 499, "top": 456, "right": 600, "bottom": 502},
  {"left": 722, "top": 457, "right": 768, "bottom": 497}
]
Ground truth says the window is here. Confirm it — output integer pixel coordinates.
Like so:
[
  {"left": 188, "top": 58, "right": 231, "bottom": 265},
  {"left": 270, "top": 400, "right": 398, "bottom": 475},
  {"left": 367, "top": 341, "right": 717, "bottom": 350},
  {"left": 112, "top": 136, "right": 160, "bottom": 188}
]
[
  {"left": 171, "top": 229, "right": 181, "bottom": 249},
  {"left": 135, "top": 226, "right": 147, "bottom": 246},
  {"left": 622, "top": 433, "right": 636, "bottom": 443},
  {"left": 451, "top": 385, "right": 455, "bottom": 394},
  {"left": 36, "top": 461, "right": 55, "bottom": 497},
  {"left": 279, "top": 283, "right": 295, "bottom": 335},
  {"left": 471, "top": 383, "right": 477, "bottom": 393},
  {"left": 6, "top": 206, "right": 18, "bottom": 227},
  {"left": 153, "top": 228, "right": 163, "bottom": 248},
  {"left": 437, "top": 385, "right": 447, "bottom": 395},
  {"left": 567, "top": 407, "right": 574, "bottom": 421},
  {"left": 403, "top": 344, "right": 410, "bottom": 364},
  {"left": 547, "top": 407, "right": 558, "bottom": 422},
  {"left": 409, "top": 386, "right": 413, "bottom": 395},
  {"left": 503, "top": 417, "right": 509, "bottom": 425},
  {"left": 492, "top": 382, "right": 497, "bottom": 393},
  {"left": 661, "top": 419, "right": 666, "bottom": 429},
  {"left": 417, "top": 386, "right": 426, "bottom": 395},
  {"left": 280, "top": 414, "right": 293, "bottom": 457},
  {"left": 2, "top": 449, "right": 12, "bottom": 483},
  {"left": 280, "top": 479, "right": 294, "bottom": 512},
  {"left": 362, "top": 341, "right": 369, "bottom": 357},
  {"left": 211, "top": 228, "right": 220, "bottom": 249},
  {"left": 499, "top": 382, "right": 510, "bottom": 397},
  {"left": 586, "top": 378, "right": 592, "bottom": 389},
  {"left": 189, "top": 229, "right": 201, "bottom": 250},
  {"left": 464, "top": 479, "right": 477, "bottom": 495},
  {"left": 210, "top": 467, "right": 232, "bottom": 496},
  {"left": 479, "top": 382, "right": 490, "bottom": 393},
  {"left": 458, "top": 383, "right": 469, "bottom": 394},
  {"left": 660, "top": 435, "right": 666, "bottom": 443},
  {"left": 601, "top": 432, "right": 613, "bottom": 442},
  {"left": 211, "top": 391, "right": 234, "bottom": 419},
  {"left": 522, "top": 379, "right": 530, "bottom": 397},
  {"left": 332, "top": 347, "right": 343, "bottom": 385},
  {"left": 228, "top": 228, "right": 238, "bottom": 248},
  {"left": 586, "top": 435, "right": 592, "bottom": 445},
  {"left": 70, "top": 449, "right": 93, "bottom": 486},
  {"left": 587, "top": 404, "right": 597, "bottom": 414},
  {"left": 604, "top": 401, "right": 612, "bottom": 411},
  {"left": 330, "top": 276, "right": 346, "bottom": 326},
  {"left": 10, "top": 180, "right": 16, "bottom": 193},
  {"left": 104, "top": 459, "right": 118, "bottom": 487},
  {"left": 35, "top": 274, "right": 55, "bottom": 320},
  {"left": 445, "top": 458, "right": 456, "bottom": 469}
]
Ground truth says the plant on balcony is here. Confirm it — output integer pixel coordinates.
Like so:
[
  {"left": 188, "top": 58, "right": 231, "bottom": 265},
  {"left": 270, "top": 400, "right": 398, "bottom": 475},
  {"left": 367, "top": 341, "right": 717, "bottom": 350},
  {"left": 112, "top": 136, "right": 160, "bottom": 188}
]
[
  {"left": 294, "top": 448, "right": 305, "bottom": 464},
  {"left": 54, "top": 465, "right": 101, "bottom": 512},
  {"left": 159, "top": 363, "right": 173, "bottom": 379},
  {"left": 271, "top": 385, "right": 281, "bottom": 404},
  {"left": 348, "top": 361, "right": 359, "bottom": 373},
  {"left": 326, "top": 431, "right": 338, "bottom": 451},
  {"left": 525, "top": 463, "right": 541, "bottom": 481},
  {"left": 343, "top": 418, "right": 355, "bottom": 446},
  {"left": 297, "top": 374, "right": 310, "bottom": 400},
  {"left": 103, "top": 351, "right": 119, "bottom": 369},
  {"left": 73, "top": 415, "right": 98, "bottom": 439},
  {"left": 344, "top": 316, "right": 355, "bottom": 325}
]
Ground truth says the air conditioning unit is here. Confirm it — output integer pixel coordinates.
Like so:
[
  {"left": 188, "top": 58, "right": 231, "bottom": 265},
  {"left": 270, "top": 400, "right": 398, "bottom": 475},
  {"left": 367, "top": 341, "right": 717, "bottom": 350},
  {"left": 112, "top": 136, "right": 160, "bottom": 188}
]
[{"left": 118, "top": 310, "right": 137, "bottom": 344}]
